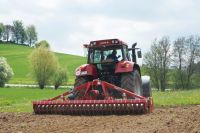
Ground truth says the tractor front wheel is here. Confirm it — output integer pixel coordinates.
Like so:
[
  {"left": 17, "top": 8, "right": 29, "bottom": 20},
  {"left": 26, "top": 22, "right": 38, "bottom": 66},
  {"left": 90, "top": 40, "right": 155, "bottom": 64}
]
[{"left": 121, "top": 70, "right": 142, "bottom": 97}]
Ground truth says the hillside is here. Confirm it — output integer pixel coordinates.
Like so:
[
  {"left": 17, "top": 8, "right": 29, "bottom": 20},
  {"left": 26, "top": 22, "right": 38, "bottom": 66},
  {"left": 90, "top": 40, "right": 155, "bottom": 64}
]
[{"left": 0, "top": 43, "right": 86, "bottom": 84}]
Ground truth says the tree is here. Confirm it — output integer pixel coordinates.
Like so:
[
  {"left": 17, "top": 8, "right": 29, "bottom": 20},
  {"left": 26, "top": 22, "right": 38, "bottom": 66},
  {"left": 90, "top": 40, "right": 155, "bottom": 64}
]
[
  {"left": 35, "top": 40, "right": 50, "bottom": 48},
  {"left": 29, "top": 41, "right": 58, "bottom": 89},
  {"left": 143, "top": 37, "right": 171, "bottom": 91},
  {"left": 158, "top": 37, "right": 171, "bottom": 91},
  {"left": 171, "top": 35, "right": 200, "bottom": 89},
  {"left": 0, "top": 23, "right": 4, "bottom": 40},
  {"left": 172, "top": 37, "right": 187, "bottom": 89},
  {"left": 143, "top": 39, "right": 160, "bottom": 90},
  {"left": 3, "top": 25, "right": 14, "bottom": 42},
  {"left": 0, "top": 57, "right": 14, "bottom": 87},
  {"left": 26, "top": 25, "right": 37, "bottom": 47},
  {"left": 53, "top": 67, "right": 68, "bottom": 89},
  {"left": 13, "top": 20, "right": 26, "bottom": 44},
  {"left": 194, "top": 61, "right": 200, "bottom": 74},
  {"left": 20, "top": 28, "right": 27, "bottom": 44},
  {"left": 184, "top": 35, "right": 200, "bottom": 88}
]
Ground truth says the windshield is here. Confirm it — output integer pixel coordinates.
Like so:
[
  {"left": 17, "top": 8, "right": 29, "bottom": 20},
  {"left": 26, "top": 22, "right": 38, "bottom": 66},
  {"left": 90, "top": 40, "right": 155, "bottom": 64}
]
[{"left": 89, "top": 48, "right": 123, "bottom": 63}]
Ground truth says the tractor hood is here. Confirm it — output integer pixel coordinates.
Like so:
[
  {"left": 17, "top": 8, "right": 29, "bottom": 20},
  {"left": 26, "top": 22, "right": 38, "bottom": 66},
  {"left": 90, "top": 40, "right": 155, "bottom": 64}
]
[{"left": 75, "top": 64, "right": 97, "bottom": 77}]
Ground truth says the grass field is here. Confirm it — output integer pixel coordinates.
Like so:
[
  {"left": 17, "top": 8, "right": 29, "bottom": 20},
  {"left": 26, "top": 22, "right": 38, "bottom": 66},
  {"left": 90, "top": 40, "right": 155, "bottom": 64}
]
[
  {"left": 0, "top": 87, "right": 67, "bottom": 112},
  {"left": 153, "top": 89, "right": 200, "bottom": 107},
  {"left": 0, "top": 43, "right": 86, "bottom": 84},
  {"left": 0, "top": 87, "right": 200, "bottom": 112}
]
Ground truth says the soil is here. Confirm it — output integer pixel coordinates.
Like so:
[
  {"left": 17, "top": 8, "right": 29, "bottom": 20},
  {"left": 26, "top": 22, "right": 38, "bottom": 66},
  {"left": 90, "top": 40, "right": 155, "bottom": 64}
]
[{"left": 0, "top": 105, "right": 200, "bottom": 133}]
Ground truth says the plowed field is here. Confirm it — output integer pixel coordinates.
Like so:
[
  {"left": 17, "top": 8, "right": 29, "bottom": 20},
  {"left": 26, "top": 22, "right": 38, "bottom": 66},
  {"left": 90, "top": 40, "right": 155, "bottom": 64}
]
[{"left": 0, "top": 105, "right": 200, "bottom": 133}]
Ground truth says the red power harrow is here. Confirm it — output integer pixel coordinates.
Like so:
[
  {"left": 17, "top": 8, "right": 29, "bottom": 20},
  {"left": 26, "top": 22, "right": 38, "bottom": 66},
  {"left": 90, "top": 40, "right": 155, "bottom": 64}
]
[{"left": 33, "top": 79, "right": 153, "bottom": 115}]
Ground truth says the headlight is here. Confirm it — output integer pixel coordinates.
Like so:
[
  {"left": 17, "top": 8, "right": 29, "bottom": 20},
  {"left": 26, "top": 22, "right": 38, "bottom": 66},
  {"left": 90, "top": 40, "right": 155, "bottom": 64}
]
[
  {"left": 80, "top": 71, "right": 87, "bottom": 75},
  {"left": 75, "top": 70, "right": 87, "bottom": 76},
  {"left": 75, "top": 70, "right": 81, "bottom": 76}
]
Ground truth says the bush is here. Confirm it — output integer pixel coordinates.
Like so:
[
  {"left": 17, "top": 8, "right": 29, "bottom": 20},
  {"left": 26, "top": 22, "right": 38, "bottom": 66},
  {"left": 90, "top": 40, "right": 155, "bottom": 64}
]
[
  {"left": 29, "top": 46, "right": 58, "bottom": 89},
  {"left": 35, "top": 40, "right": 50, "bottom": 48},
  {"left": 53, "top": 67, "right": 68, "bottom": 89},
  {"left": 0, "top": 57, "right": 14, "bottom": 87}
]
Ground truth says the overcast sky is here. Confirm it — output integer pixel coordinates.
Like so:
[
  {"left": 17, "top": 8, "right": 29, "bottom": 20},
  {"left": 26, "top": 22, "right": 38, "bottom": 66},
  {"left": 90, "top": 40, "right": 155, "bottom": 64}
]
[{"left": 1, "top": 0, "right": 200, "bottom": 57}]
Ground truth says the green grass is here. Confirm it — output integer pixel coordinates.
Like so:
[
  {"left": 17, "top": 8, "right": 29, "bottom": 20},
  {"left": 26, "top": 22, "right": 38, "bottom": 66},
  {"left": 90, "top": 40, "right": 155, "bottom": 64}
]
[
  {"left": 153, "top": 89, "right": 200, "bottom": 107},
  {"left": 0, "top": 43, "right": 86, "bottom": 84},
  {"left": 0, "top": 87, "right": 67, "bottom": 112},
  {"left": 0, "top": 87, "right": 200, "bottom": 112}
]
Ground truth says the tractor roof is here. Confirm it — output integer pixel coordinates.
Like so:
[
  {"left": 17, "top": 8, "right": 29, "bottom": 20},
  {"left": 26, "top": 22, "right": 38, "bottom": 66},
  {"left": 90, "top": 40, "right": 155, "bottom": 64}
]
[{"left": 84, "top": 39, "right": 127, "bottom": 48}]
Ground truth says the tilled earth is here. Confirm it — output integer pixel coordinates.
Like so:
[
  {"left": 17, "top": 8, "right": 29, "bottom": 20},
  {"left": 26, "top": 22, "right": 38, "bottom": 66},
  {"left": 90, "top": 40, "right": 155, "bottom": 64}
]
[{"left": 0, "top": 105, "right": 200, "bottom": 133}]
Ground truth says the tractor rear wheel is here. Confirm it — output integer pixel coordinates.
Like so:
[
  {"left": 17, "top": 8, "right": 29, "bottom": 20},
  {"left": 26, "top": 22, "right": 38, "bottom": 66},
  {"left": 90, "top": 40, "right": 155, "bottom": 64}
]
[
  {"left": 73, "top": 76, "right": 91, "bottom": 99},
  {"left": 121, "top": 70, "right": 142, "bottom": 97}
]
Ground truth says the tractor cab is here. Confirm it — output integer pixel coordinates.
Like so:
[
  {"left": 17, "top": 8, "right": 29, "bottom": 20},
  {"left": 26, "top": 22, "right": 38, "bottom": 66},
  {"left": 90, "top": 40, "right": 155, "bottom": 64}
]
[
  {"left": 84, "top": 39, "right": 142, "bottom": 64},
  {"left": 87, "top": 39, "right": 127, "bottom": 63}
]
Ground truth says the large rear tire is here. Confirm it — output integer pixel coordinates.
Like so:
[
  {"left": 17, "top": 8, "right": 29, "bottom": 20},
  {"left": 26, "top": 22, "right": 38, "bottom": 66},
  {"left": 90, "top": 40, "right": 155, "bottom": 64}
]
[
  {"left": 121, "top": 70, "right": 142, "bottom": 96},
  {"left": 73, "top": 77, "right": 91, "bottom": 99}
]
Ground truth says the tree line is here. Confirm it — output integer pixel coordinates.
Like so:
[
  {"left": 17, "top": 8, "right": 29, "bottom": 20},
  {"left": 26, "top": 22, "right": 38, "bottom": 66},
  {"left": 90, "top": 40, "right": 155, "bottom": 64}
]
[
  {"left": 143, "top": 35, "right": 200, "bottom": 91},
  {"left": 0, "top": 20, "right": 37, "bottom": 47}
]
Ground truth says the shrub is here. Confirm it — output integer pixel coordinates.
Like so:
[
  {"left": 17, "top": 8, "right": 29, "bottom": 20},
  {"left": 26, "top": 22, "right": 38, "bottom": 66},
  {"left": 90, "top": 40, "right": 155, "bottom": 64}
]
[
  {"left": 35, "top": 40, "right": 50, "bottom": 48},
  {"left": 0, "top": 57, "right": 14, "bottom": 87},
  {"left": 29, "top": 46, "right": 58, "bottom": 89},
  {"left": 54, "top": 67, "right": 68, "bottom": 89}
]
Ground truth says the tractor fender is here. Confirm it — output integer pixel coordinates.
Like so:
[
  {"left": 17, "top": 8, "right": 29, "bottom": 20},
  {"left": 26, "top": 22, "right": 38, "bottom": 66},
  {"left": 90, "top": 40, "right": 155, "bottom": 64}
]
[
  {"left": 75, "top": 64, "right": 97, "bottom": 77},
  {"left": 115, "top": 61, "right": 141, "bottom": 75}
]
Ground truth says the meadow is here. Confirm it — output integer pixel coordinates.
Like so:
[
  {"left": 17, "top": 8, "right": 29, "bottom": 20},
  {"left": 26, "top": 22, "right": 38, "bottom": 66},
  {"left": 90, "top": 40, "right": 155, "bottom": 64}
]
[
  {"left": 0, "top": 87, "right": 67, "bottom": 112},
  {"left": 0, "top": 43, "right": 86, "bottom": 84},
  {"left": 0, "top": 87, "right": 200, "bottom": 112}
]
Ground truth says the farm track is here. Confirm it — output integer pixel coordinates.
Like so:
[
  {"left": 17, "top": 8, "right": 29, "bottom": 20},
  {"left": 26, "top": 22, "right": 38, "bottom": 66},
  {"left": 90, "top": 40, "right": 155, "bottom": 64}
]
[{"left": 0, "top": 105, "right": 200, "bottom": 133}]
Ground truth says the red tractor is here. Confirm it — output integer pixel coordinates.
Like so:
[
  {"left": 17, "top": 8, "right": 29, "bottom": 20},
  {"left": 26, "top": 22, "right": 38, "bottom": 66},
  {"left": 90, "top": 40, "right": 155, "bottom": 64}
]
[{"left": 33, "top": 39, "right": 153, "bottom": 115}]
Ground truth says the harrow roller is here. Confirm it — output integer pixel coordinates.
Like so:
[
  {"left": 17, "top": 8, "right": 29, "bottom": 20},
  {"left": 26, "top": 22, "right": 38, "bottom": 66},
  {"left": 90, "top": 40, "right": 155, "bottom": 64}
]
[
  {"left": 33, "top": 80, "right": 153, "bottom": 115},
  {"left": 33, "top": 100, "right": 148, "bottom": 115}
]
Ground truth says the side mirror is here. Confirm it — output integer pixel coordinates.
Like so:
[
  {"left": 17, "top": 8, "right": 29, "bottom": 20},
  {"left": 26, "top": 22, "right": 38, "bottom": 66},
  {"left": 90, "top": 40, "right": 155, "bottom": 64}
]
[
  {"left": 137, "top": 50, "right": 142, "bottom": 58},
  {"left": 132, "top": 43, "right": 137, "bottom": 48}
]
